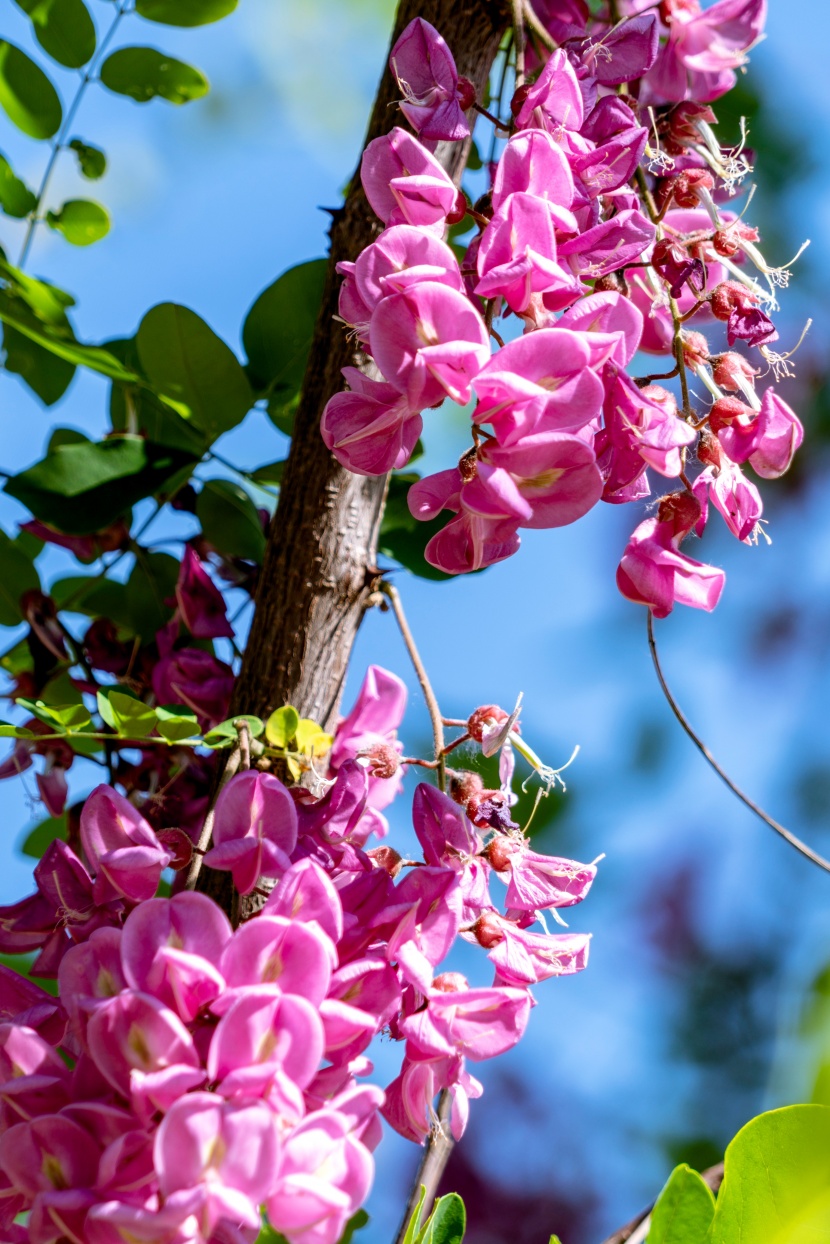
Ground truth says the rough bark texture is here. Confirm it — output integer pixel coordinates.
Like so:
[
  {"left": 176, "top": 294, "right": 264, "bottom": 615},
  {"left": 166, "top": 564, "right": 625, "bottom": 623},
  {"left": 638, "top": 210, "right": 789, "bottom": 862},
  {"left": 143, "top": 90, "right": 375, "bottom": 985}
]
[
  {"left": 229, "top": 0, "right": 507, "bottom": 731},
  {"left": 197, "top": 0, "right": 508, "bottom": 911}
]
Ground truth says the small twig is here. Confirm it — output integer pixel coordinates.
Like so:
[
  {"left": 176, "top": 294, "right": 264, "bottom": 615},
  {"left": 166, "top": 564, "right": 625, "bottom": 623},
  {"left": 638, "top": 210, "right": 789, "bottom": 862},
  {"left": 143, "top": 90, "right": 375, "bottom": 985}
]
[
  {"left": 634, "top": 366, "right": 680, "bottom": 387},
  {"left": 647, "top": 613, "right": 830, "bottom": 874},
  {"left": 441, "top": 732, "right": 471, "bottom": 755},
  {"left": 473, "top": 101, "right": 506, "bottom": 130},
  {"left": 392, "top": 1090, "right": 455, "bottom": 1244},
  {"left": 599, "top": 1163, "right": 724, "bottom": 1244},
  {"left": 184, "top": 745, "right": 243, "bottom": 891},
  {"left": 523, "top": 0, "right": 556, "bottom": 52},
  {"left": 235, "top": 719, "right": 251, "bottom": 771},
  {"left": 380, "top": 582, "right": 446, "bottom": 792},
  {"left": 511, "top": 0, "right": 526, "bottom": 86}
]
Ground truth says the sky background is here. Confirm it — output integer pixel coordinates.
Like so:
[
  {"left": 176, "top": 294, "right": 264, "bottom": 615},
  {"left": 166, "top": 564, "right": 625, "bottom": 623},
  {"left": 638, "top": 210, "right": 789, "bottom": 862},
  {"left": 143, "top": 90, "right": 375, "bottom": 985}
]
[{"left": 1, "top": 1, "right": 830, "bottom": 1241}]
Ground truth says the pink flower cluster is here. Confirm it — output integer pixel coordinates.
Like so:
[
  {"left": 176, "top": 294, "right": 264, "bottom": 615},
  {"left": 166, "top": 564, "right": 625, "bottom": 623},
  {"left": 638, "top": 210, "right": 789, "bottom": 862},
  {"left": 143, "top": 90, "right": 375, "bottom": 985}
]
[
  {"left": 322, "top": 7, "right": 804, "bottom": 617},
  {"left": 0, "top": 669, "right": 596, "bottom": 1241}
]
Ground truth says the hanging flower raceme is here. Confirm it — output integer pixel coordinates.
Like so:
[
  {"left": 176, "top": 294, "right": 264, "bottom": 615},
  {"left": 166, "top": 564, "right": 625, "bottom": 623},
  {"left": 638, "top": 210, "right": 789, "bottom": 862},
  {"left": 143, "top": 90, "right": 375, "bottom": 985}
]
[{"left": 321, "top": 3, "right": 802, "bottom": 618}]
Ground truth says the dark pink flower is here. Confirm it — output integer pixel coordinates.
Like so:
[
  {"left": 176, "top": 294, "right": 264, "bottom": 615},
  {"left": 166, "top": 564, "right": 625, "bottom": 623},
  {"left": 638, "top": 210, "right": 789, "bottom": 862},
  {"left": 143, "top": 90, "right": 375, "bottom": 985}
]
[
  {"left": 151, "top": 648, "right": 234, "bottom": 728},
  {"left": 175, "top": 546, "right": 233, "bottom": 640},
  {"left": 390, "top": 17, "right": 471, "bottom": 142}
]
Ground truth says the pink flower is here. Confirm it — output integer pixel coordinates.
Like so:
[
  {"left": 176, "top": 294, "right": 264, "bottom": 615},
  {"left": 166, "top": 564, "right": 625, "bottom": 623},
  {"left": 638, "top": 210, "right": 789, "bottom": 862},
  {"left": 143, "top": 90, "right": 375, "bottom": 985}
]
[
  {"left": 557, "top": 290, "right": 643, "bottom": 366},
  {"left": 360, "top": 127, "right": 463, "bottom": 233},
  {"left": 475, "top": 192, "right": 581, "bottom": 314},
  {"left": 370, "top": 282, "right": 490, "bottom": 409},
  {"left": 472, "top": 327, "right": 608, "bottom": 442},
  {"left": 382, "top": 1052, "right": 481, "bottom": 1144},
  {"left": 155, "top": 1092, "right": 279, "bottom": 1234},
  {"left": 386, "top": 867, "right": 463, "bottom": 992},
  {"left": 120, "top": 893, "right": 232, "bottom": 1023},
  {"left": 80, "top": 785, "right": 171, "bottom": 906},
  {"left": 353, "top": 225, "right": 463, "bottom": 310},
  {"left": 390, "top": 17, "right": 471, "bottom": 142},
  {"left": 491, "top": 130, "right": 575, "bottom": 214},
  {"left": 174, "top": 546, "right": 234, "bottom": 640},
  {"left": 597, "top": 373, "right": 697, "bottom": 500},
  {"left": 218, "top": 915, "right": 334, "bottom": 1008},
  {"left": 472, "top": 910, "right": 591, "bottom": 987},
  {"left": 321, "top": 368, "right": 422, "bottom": 476},
  {"left": 263, "top": 859, "right": 344, "bottom": 945},
  {"left": 151, "top": 648, "right": 234, "bottom": 729},
  {"left": 617, "top": 502, "right": 726, "bottom": 617},
  {"left": 487, "top": 834, "right": 597, "bottom": 914},
  {"left": 574, "top": 13, "right": 659, "bottom": 85},
  {"left": 712, "top": 387, "right": 803, "bottom": 478},
  {"left": 203, "top": 771, "right": 298, "bottom": 896},
  {"left": 558, "top": 208, "right": 655, "bottom": 280},
  {"left": 266, "top": 1110, "right": 374, "bottom": 1244},
  {"left": 693, "top": 436, "right": 763, "bottom": 542},
  {"left": 407, "top": 469, "right": 522, "bottom": 574},
  {"left": 206, "top": 988, "right": 324, "bottom": 1097},
  {"left": 515, "top": 48, "right": 584, "bottom": 134},
  {"left": 85, "top": 991, "right": 201, "bottom": 1101},
  {"left": 646, "top": 0, "right": 766, "bottom": 103},
  {"left": 401, "top": 976, "right": 531, "bottom": 1062},
  {"left": 470, "top": 432, "right": 604, "bottom": 530}
]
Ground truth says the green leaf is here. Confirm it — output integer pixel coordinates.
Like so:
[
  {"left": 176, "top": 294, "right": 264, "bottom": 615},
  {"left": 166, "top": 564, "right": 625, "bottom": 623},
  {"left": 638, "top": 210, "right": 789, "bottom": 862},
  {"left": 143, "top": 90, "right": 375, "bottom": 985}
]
[
  {"left": 107, "top": 336, "right": 208, "bottom": 455},
  {"left": 248, "top": 460, "right": 284, "bottom": 487},
  {"left": 242, "top": 259, "right": 326, "bottom": 432},
  {"left": 4, "top": 436, "right": 198, "bottom": 535},
  {"left": 0, "top": 527, "right": 40, "bottom": 626},
  {"left": 97, "top": 687, "right": 157, "bottom": 737},
  {"left": 0, "top": 292, "right": 135, "bottom": 383},
  {"left": 196, "top": 479, "right": 265, "bottom": 563},
  {"left": 100, "top": 47, "right": 209, "bottom": 104},
  {"left": 68, "top": 139, "right": 106, "bottom": 180},
  {"left": 155, "top": 704, "right": 200, "bottom": 741},
  {"left": 648, "top": 1165, "right": 715, "bottom": 1244},
  {"left": 46, "top": 199, "right": 110, "bottom": 247},
  {"left": 124, "top": 552, "right": 180, "bottom": 640},
  {"left": 402, "top": 1188, "right": 428, "bottom": 1244},
  {"left": 265, "top": 705, "right": 299, "bottom": 748},
  {"left": 137, "top": 303, "right": 253, "bottom": 443},
  {"left": 419, "top": 1194, "right": 466, "bottom": 1244},
  {"left": 0, "top": 152, "right": 36, "bottom": 217},
  {"left": 203, "top": 714, "right": 264, "bottom": 749},
  {"left": 14, "top": 0, "right": 96, "bottom": 69},
  {"left": 710, "top": 1105, "right": 830, "bottom": 1244},
  {"left": 0, "top": 41, "right": 62, "bottom": 139},
  {"left": 16, "top": 698, "right": 91, "bottom": 730},
  {"left": 339, "top": 1211, "right": 369, "bottom": 1244},
  {"left": 0, "top": 722, "right": 35, "bottom": 738},
  {"left": 379, "top": 474, "right": 452, "bottom": 582},
  {"left": 20, "top": 814, "right": 66, "bottom": 859},
  {"left": 2, "top": 323, "right": 76, "bottom": 405},
  {"left": 136, "top": 0, "right": 237, "bottom": 26}
]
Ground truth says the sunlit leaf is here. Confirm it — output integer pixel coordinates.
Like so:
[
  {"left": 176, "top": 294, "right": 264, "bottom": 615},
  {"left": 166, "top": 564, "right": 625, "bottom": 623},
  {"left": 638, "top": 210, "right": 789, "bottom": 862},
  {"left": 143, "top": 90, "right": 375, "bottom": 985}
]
[
  {"left": 14, "top": 0, "right": 96, "bottom": 69},
  {"left": 46, "top": 199, "right": 110, "bottom": 247},
  {"left": 649, "top": 1165, "right": 715, "bottom": 1244},
  {"left": 0, "top": 152, "right": 36, "bottom": 217},
  {"left": 203, "top": 715, "right": 264, "bottom": 749},
  {"left": 97, "top": 687, "right": 157, "bottom": 738},
  {"left": 136, "top": 0, "right": 238, "bottom": 26},
  {"left": 155, "top": 704, "right": 200, "bottom": 741},
  {"left": 20, "top": 814, "right": 66, "bottom": 859},
  {"left": 0, "top": 41, "right": 62, "bottom": 139},
  {"left": 101, "top": 46, "right": 209, "bottom": 104},
  {"left": 265, "top": 705, "right": 299, "bottom": 749},
  {"left": 68, "top": 138, "right": 106, "bottom": 180}
]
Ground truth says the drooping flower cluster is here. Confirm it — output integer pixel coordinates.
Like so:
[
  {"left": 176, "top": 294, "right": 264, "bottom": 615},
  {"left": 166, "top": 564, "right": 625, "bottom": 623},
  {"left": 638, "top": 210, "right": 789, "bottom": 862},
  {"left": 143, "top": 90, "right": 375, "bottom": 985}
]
[
  {"left": 322, "top": 2, "right": 805, "bottom": 617},
  {"left": 0, "top": 668, "right": 596, "bottom": 1242}
]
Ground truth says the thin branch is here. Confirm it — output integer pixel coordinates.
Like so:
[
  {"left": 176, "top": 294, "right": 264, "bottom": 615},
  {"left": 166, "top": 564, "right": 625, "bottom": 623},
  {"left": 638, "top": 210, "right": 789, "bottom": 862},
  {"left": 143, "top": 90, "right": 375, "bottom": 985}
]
[
  {"left": 18, "top": 0, "right": 131, "bottom": 269},
  {"left": 599, "top": 1162, "right": 724, "bottom": 1244},
  {"left": 380, "top": 582, "right": 446, "bottom": 792},
  {"left": 184, "top": 745, "right": 242, "bottom": 891},
  {"left": 523, "top": 1, "right": 556, "bottom": 52},
  {"left": 511, "top": 0, "right": 526, "bottom": 86},
  {"left": 392, "top": 1090, "right": 454, "bottom": 1244},
  {"left": 647, "top": 613, "right": 830, "bottom": 874}
]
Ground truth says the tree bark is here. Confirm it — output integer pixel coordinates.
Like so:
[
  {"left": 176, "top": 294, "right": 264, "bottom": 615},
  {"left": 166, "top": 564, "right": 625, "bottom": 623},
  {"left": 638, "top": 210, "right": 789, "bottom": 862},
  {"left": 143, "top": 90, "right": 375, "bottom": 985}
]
[
  {"left": 229, "top": 0, "right": 507, "bottom": 732},
  {"left": 197, "top": 0, "right": 508, "bottom": 910}
]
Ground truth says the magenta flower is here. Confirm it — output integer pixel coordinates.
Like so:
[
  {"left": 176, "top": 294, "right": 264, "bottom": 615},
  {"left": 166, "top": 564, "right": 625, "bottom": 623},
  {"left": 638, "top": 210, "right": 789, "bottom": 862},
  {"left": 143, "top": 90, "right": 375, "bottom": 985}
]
[
  {"left": 206, "top": 988, "right": 324, "bottom": 1096},
  {"left": 557, "top": 290, "right": 644, "bottom": 366},
  {"left": 617, "top": 509, "right": 726, "bottom": 618},
  {"left": 382, "top": 1052, "right": 482, "bottom": 1144},
  {"left": 387, "top": 866, "right": 463, "bottom": 992},
  {"left": 471, "top": 328, "right": 608, "bottom": 443},
  {"left": 402, "top": 977, "right": 531, "bottom": 1062},
  {"left": 203, "top": 771, "right": 298, "bottom": 896},
  {"left": 407, "top": 469, "right": 523, "bottom": 574},
  {"left": 748, "top": 388, "right": 804, "bottom": 479},
  {"left": 488, "top": 835, "right": 597, "bottom": 914},
  {"left": 120, "top": 892, "right": 231, "bottom": 1023},
  {"left": 597, "top": 372, "right": 697, "bottom": 500},
  {"left": 85, "top": 990, "right": 200, "bottom": 1100},
  {"left": 0, "top": 1115, "right": 99, "bottom": 1201},
  {"left": 266, "top": 1110, "right": 374, "bottom": 1244},
  {"left": 370, "top": 282, "right": 490, "bottom": 409},
  {"left": 353, "top": 224, "right": 463, "bottom": 310},
  {"left": 646, "top": 0, "right": 766, "bottom": 103},
  {"left": 473, "top": 910, "right": 591, "bottom": 987},
  {"left": 321, "top": 368, "right": 422, "bottom": 476},
  {"left": 263, "top": 858, "right": 344, "bottom": 945},
  {"left": 515, "top": 48, "right": 584, "bottom": 134},
  {"left": 693, "top": 457, "right": 762, "bottom": 543},
  {"left": 390, "top": 17, "right": 472, "bottom": 142},
  {"left": 471, "top": 432, "right": 604, "bottom": 530},
  {"left": 574, "top": 13, "right": 659, "bottom": 85},
  {"left": 80, "top": 785, "right": 171, "bottom": 906},
  {"left": 155, "top": 1092, "right": 279, "bottom": 1234},
  {"left": 558, "top": 207, "right": 655, "bottom": 280},
  {"left": 360, "top": 127, "right": 463, "bottom": 233},
  {"left": 491, "top": 130, "right": 575, "bottom": 214},
  {"left": 475, "top": 192, "right": 581, "bottom": 314},
  {"left": 175, "top": 546, "right": 234, "bottom": 640},
  {"left": 151, "top": 647, "right": 234, "bottom": 729},
  {"left": 218, "top": 915, "right": 334, "bottom": 1008}
]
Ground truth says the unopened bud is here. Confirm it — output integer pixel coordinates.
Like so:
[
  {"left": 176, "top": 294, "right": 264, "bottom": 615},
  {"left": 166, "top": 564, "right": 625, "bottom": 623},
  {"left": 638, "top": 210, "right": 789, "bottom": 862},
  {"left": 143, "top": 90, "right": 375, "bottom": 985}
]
[
  {"left": 485, "top": 834, "right": 515, "bottom": 873},
  {"left": 510, "top": 83, "right": 531, "bottom": 119},
  {"left": 449, "top": 770, "right": 484, "bottom": 813},
  {"left": 671, "top": 168, "right": 715, "bottom": 209},
  {"left": 682, "top": 331, "right": 710, "bottom": 368},
  {"left": 366, "top": 845, "right": 403, "bottom": 877},
  {"left": 433, "top": 971, "right": 468, "bottom": 993},
  {"left": 362, "top": 741, "right": 400, "bottom": 780},
  {"left": 467, "top": 705, "right": 509, "bottom": 743},
  {"left": 456, "top": 76, "right": 476, "bottom": 111},
  {"left": 697, "top": 429, "right": 721, "bottom": 468},
  {"left": 709, "top": 395, "right": 753, "bottom": 430},
  {"left": 710, "top": 281, "right": 752, "bottom": 322},
  {"left": 157, "top": 828, "right": 193, "bottom": 871},
  {"left": 712, "top": 229, "right": 739, "bottom": 258},
  {"left": 473, "top": 910, "right": 505, "bottom": 949},
  {"left": 711, "top": 352, "right": 757, "bottom": 391},
  {"left": 657, "top": 489, "right": 701, "bottom": 537},
  {"left": 445, "top": 189, "right": 468, "bottom": 227}
]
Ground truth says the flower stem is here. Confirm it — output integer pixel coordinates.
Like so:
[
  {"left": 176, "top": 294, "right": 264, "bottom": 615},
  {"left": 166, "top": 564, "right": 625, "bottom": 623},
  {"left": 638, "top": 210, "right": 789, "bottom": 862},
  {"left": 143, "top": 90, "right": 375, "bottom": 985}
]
[
  {"left": 184, "top": 743, "right": 242, "bottom": 892},
  {"left": 392, "top": 1090, "right": 455, "bottom": 1244},
  {"left": 380, "top": 582, "right": 446, "bottom": 792}
]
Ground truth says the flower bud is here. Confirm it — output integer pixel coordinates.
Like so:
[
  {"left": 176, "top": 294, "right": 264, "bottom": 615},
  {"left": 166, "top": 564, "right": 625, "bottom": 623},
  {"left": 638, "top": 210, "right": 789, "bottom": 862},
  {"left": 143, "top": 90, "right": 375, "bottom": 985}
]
[
  {"left": 366, "top": 845, "right": 403, "bottom": 877},
  {"left": 659, "top": 0, "right": 700, "bottom": 22},
  {"left": 473, "top": 910, "right": 505, "bottom": 949},
  {"left": 361, "top": 741, "right": 400, "bottom": 780},
  {"left": 449, "top": 770, "right": 484, "bottom": 813},
  {"left": 697, "top": 429, "right": 721, "bottom": 468},
  {"left": 156, "top": 828, "right": 193, "bottom": 871},
  {"left": 433, "top": 971, "right": 468, "bottom": 993},
  {"left": 710, "top": 281, "right": 750, "bottom": 321},
  {"left": 668, "top": 168, "right": 715, "bottom": 209},
  {"left": 712, "top": 229, "right": 739, "bottom": 258},
  {"left": 640, "top": 384, "right": 677, "bottom": 416},
  {"left": 594, "top": 272, "right": 627, "bottom": 295},
  {"left": 485, "top": 834, "right": 514, "bottom": 873},
  {"left": 663, "top": 101, "right": 717, "bottom": 151},
  {"left": 467, "top": 705, "right": 509, "bottom": 743},
  {"left": 709, "top": 395, "right": 753, "bottom": 428},
  {"left": 510, "top": 83, "right": 531, "bottom": 119},
  {"left": 445, "top": 188, "right": 468, "bottom": 227},
  {"left": 711, "top": 352, "right": 757, "bottom": 391},
  {"left": 456, "top": 76, "right": 476, "bottom": 111},
  {"left": 657, "top": 489, "right": 702, "bottom": 538},
  {"left": 682, "top": 331, "right": 710, "bottom": 368}
]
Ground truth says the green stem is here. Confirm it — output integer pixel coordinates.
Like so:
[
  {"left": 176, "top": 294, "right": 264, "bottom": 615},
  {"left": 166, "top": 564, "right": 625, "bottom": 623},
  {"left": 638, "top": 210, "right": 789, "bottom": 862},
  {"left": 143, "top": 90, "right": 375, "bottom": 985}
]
[{"left": 17, "top": 0, "right": 132, "bottom": 270}]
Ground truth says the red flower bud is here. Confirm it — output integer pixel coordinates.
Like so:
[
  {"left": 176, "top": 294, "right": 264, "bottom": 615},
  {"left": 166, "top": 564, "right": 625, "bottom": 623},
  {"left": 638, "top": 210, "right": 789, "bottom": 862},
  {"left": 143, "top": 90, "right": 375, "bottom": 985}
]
[
  {"left": 682, "top": 331, "right": 710, "bottom": 367},
  {"left": 710, "top": 281, "right": 752, "bottom": 321},
  {"left": 156, "top": 828, "right": 193, "bottom": 871},
  {"left": 467, "top": 705, "right": 509, "bottom": 743},
  {"left": 362, "top": 741, "right": 400, "bottom": 780},
  {"left": 709, "top": 395, "right": 753, "bottom": 430},
  {"left": 456, "top": 76, "right": 476, "bottom": 111},
  {"left": 486, "top": 834, "right": 514, "bottom": 873},
  {"left": 711, "top": 352, "right": 757, "bottom": 391},
  {"left": 449, "top": 770, "right": 484, "bottom": 812},
  {"left": 433, "top": 971, "right": 468, "bottom": 993},
  {"left": 366, "top": 845, "right": 403, "bottom": 877},
  {"left": 473, "top": 910, "right": 505, "bottom": 949},
  {"left": 657, "top": 490, "right": 702, "bottom": 538}
]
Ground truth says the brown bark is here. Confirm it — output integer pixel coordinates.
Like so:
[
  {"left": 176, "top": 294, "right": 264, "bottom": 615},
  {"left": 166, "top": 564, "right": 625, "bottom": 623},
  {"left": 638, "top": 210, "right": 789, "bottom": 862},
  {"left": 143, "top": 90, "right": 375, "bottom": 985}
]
[
  {"left": 196, "top": 0, "right": 508, "bottom": 909},
  {"left": 229, "top": 0, "right": 507, "bottom": 731}
]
